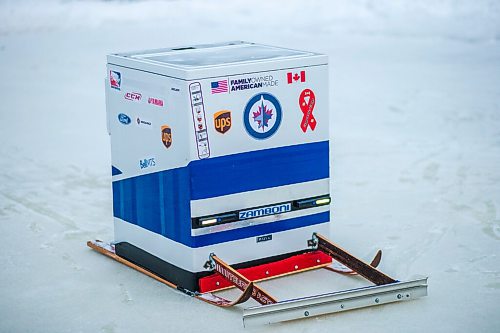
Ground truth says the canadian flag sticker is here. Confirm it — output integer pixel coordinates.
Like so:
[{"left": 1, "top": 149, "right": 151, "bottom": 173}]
[{"left": 287, "top": 71, "right": 306, "bottom": 84}]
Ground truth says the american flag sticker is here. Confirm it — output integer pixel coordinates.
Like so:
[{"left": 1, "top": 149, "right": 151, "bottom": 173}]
[{"left": 211, "top": 80, "right": 228, "bottom": 94}]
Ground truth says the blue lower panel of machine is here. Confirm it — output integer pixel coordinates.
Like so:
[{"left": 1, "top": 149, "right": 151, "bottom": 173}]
[{"left": 112, "top": 141, "right": 329, "bottom": 247}]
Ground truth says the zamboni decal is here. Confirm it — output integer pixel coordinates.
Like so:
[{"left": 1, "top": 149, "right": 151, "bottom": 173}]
[{"left": 239, "top": 203, "right": 291, "bottom": 220}]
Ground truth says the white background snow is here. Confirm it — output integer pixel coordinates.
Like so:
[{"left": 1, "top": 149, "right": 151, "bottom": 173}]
[{"left": 1, "top": 0, "right": 499, "bottom": 332}]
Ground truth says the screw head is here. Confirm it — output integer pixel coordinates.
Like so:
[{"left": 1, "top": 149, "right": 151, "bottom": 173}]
[
  {"left": 304, "top": 311, "right": 310, "bottom": 317},
  {"left": 375, "top": 298, "right": 380, "bottom": 303},
  {"left": 294, "top": 265, "right": 299, "bottom": 270}
]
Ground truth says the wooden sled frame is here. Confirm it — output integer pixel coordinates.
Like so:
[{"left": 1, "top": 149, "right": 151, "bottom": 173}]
[{"left": 87, "top": 233, "right": 428, "bottom": 326}]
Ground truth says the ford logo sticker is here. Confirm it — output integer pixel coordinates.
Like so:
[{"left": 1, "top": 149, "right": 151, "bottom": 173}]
[{"left": 118, "top": 113, "right": 131, "bottom": 125}]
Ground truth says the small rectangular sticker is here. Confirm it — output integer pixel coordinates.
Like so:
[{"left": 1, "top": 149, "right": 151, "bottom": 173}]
[{"left": 256, "top": 235, "right": 272, "bottom": 243}]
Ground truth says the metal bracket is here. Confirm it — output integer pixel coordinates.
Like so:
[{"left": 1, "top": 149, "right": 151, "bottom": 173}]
[
  {"left": 203, "top": 253, "right": 216, "bottom": 270},
  {"left": 307, "top": 232, "right": 319, "bottom": 249}
]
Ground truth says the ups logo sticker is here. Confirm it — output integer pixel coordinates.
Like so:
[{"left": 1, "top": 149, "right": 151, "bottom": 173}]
[
  {"left": 161, "top": 125, "right": 172, "bottom": 148},
  {"left": 214, "top": 110, "right": 231, "bottom": 134}
]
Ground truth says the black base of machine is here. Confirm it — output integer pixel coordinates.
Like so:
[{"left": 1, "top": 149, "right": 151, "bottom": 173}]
[{"left": 115, "top": 242, "right": 308, "bottom": 292}]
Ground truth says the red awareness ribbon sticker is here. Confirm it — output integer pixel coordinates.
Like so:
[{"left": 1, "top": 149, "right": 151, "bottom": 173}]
[{"left": 299, "top": 89, "right": 317, "bottom": 132}]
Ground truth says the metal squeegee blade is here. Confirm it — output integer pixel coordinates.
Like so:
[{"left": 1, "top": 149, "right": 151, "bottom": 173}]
[{"left": 242, "top": 278, "right": 428, "bottom": 327}]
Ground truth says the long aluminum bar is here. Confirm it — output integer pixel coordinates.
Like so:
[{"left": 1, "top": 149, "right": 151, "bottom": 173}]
[{"left": 243, "top": 278, "right": 428, "bottom": 327}]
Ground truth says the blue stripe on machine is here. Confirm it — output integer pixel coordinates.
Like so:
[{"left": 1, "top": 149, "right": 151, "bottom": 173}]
[
  {"left": 189, "top": 140, "right": 329, "bottom": 200},
  {"left": 112, "top": 141, "right": 329, "bottom": 246}
]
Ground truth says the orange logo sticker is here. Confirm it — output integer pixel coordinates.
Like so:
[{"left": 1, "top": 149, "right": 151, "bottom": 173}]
[{"left": 214, "top": 110, "right": 232, "bottom": 134}]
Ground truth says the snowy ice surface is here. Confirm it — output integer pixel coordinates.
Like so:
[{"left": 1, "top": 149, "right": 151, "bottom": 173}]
[{"left": 1, "top": 0, "right": 500, "bottom": 332}]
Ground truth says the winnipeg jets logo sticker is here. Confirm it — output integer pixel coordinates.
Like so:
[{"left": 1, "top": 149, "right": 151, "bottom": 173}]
[{"left": 243, "top": 93, "right": 282, "bottom": 140}]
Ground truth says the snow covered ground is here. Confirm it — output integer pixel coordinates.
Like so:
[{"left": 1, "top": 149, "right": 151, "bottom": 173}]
[{"left": 1, "top": 0, "right": 499, "bottom": 332}]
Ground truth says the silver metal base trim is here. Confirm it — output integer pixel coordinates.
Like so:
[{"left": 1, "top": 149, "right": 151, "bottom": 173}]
[{"left": 242, "top": 278, "right": 428, "bottom": 327}]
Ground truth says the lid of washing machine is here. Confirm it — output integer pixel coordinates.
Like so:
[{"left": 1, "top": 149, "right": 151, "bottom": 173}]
[
  {"left": 108, "top": 41, "right": 327, "bottom": 80},
  {"left": 129, "top": 41, "right": 311, "bottom": 67}
]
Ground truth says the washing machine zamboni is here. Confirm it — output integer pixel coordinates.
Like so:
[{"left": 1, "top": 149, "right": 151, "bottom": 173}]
[{"left": 88, "top": 41, "right": 427, "bottom": 326}]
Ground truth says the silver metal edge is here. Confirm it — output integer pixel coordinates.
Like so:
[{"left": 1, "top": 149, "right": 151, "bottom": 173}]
[{"left": 242, "top": 278, "right": 428, "bottom": 327}]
